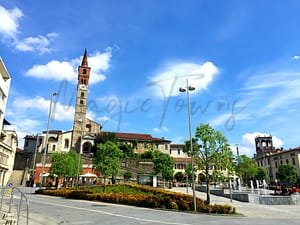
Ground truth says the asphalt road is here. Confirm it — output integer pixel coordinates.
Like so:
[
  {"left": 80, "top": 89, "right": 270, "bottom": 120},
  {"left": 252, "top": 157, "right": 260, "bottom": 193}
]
[{"left": 8, "top": 187, "right": 300, "bottom": 225}]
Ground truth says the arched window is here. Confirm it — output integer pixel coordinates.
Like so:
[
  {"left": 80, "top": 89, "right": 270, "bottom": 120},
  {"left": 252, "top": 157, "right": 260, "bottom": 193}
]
[{"left": 83, "top": 142, "right": 93, "bottom": 153}]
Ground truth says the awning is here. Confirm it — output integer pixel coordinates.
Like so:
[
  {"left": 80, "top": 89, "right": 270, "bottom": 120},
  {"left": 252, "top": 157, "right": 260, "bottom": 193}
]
[
  {"left": 39, "top": 173, "right": 57, "bottom": 177},
  {"left": 79, "top": 172, "right": 97, "bottom": 177}
]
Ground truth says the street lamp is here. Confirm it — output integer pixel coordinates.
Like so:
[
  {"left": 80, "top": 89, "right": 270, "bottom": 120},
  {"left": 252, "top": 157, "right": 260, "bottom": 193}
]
[
  {"left": 31, "top": 133, "right": 40, "bottom": 179},
  {"left": 179, "top": 79, "right": 197, "bottom": 212},
  {"left": 75, "top": 117, "right": 84, "bottom": 189},
  {"left": 40, "top": 92, "right": 59, "bottom": 187}
]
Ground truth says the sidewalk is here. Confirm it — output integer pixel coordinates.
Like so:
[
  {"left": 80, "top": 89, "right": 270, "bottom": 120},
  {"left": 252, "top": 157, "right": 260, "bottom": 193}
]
[{"left": 171, "top": 187, "right": 300, "bottom": 218}]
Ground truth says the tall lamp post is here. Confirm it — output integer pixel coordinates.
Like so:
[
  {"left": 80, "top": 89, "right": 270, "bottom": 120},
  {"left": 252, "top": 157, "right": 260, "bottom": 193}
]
[
  {"left": 40, "top": 92, "right": 58, "bottom": 187},
  {"left": 179, "top": 79, "right": 196, "bottom": 212},
  {"left": 75, "top": 117, "right": 84, "bottom": 189},
  {"left": 31, "top": 133, "right": 40, "bottom": 179}
]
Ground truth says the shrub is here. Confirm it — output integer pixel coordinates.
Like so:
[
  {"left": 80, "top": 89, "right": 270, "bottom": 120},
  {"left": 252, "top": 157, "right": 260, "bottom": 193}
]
[{"left": 168, "top": 201, "right": 178, "bottom": 210}]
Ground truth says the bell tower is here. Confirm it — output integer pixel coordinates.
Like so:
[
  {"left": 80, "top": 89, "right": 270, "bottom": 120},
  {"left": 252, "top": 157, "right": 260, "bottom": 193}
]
[
  {"left": 71, "top": 49, "right": 91, "bottom": 153},
  {"left": 255, "top": 136, "right": 274, "bottom": 157}
]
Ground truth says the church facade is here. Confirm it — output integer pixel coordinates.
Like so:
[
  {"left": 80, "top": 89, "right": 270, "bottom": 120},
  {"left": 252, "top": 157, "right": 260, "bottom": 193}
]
[{"left": 23, "top": 50, "right": 102, "bottom": 155}]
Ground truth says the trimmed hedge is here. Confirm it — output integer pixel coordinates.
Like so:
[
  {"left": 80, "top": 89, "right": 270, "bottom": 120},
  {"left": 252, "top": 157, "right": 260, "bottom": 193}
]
[{"left": 35, "top": 184, "right": 235, "bottom": 214}]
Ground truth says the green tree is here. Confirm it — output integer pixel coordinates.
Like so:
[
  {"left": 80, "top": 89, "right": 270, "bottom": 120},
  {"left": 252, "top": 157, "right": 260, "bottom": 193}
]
[
  {"left": 194, "top": 124, "right": 233, "bottom": 204},
  {"left": 183, "top": 138, "right": 200, "bottom": 185},
  {"left": 118, "top": 142, "right": 135, "bottom": 158},
  {"left": 184, "top": 163, "right": 196, "bottom": 183},
  {"left": 91, "top": 132, "right": 117, "bottom": 156},
  {"left": 140, "top": 150, "right": 153, "bottom": 159},
  {"left": 93, "top": 141, "right": 123, "bottom": 191},
  {"left": 123, "top": 171, "right": 132, "bottom": 181},
  {"left": 235, "top": 154, "right": 258, "bottom": 185},
  {"left": 276, "top": 164, "right": 297, "bottom": 187},
  {"left": 139, "top": 150, "right": 174, "bottom": 186},
  {"left": 174, "top": 171, "right": 184, "bottom": 183},
  {"left": 255, "top": 167, "right": 269, "bottom": 182},
  {"left": 50, "top": 150, "right": 82, "bottom": 187},
  {"left": 152, "top": 150, "right": 174, "bottom": 181}
]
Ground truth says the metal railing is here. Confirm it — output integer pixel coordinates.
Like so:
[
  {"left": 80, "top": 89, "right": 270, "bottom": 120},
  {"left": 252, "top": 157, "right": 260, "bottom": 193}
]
[{"left": 0, "top": 186, "right": 29, "bottom": 225}]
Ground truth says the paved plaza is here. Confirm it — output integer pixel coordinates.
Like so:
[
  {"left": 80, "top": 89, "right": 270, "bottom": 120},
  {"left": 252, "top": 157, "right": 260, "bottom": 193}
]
[
  {"left": 2, "top": 186, "right": 300, "bottom": 225},
  {"left": 172, "top": 187, "right": 300, "bottom": 218}
]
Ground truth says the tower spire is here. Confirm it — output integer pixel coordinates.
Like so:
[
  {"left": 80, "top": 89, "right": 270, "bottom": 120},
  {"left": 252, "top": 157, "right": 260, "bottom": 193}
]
[{"left": 81, "top": 48, "right": 88, "bottom": 66}]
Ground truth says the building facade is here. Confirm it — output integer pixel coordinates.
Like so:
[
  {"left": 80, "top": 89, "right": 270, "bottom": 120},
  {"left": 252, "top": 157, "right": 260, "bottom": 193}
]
[
  {"left": 170, "top": 144, "right": 190, "bottom": 172},
  {"left": 102, "top": 132, "right": 171, "bottom": 154},
  {"left": 254, "top": 135, "right": 300, "bottom": 183},
  {"left": 0, "top": 57, "right": 18, "bottom": 186}
]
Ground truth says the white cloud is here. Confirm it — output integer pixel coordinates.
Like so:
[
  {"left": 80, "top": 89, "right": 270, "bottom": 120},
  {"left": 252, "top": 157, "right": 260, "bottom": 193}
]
[
  {"left": 88, "top": 48, "right": 111, "bottom": 84},
  {"left": 242, "top": 71, "right": 300, "bottom": 91},
  {"left": 15, "top": 33, "right": 58, "bottom": 54},
  {"left": 89, "top": 47, "right": 111, "bottom": 71},
  {"left": 86, "top": 110, "right": 96, "bottom": 121},
  {"left": 6, "top": 120, "right": 41, "bottom": 149},
  {"left": 237, "top": 132, "right": 284, "bottom": 157},
  {"left": 265, "top": 88, "right": 300, "bottom": 111},
  {"left": 52, "top": 102, "right": 74, "bottom": 121},
  {"left": 97, "top": 116, "right": 111, "bottom": 122},
  {"left": 0, "top": 5, "right": 56, "bottom": 53},
  {"left": 208, "top": 100, "right": 250, "bottom": 130},
  {"left": 210, "top": 112, "right": 249, "bottom": 129},
  {"left": 240, "top": 71, "right": 300, "bottom": 118},
  {"left": 153, "top": 126, "right": 169, "bottom": 132},
  {"left": 25, "top": 60, "right": 76, "bottom": 81},
  {"left": 25, "top": 49, "right": 111, "bottom": 84},
  {"left": 292, "top": 55, "right": 300, "bottom": 60},
  {"left": 7, "top": 95, "right": 75, "bottom": 148},
  {"left": 148, "top": 61, "right": 218, "bottom": 99},
  {"left": 95, "top": 95, "right": 121, "bottom": 108},
  {"left": 210, "top": 113, "right": 231, "bottom": 127},
  {"left": 0, "top": 5, "right": 22, "bottom": 39},
  {"left": 12, "top": 96, "right": 74, "bottom": 121},
  {"left": 171, "top": 136, "right": 186, "bottom": 144}
]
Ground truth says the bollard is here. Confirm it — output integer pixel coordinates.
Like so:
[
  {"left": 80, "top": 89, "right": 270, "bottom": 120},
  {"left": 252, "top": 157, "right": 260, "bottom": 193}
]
[{"left": 7, "top": 188, "right": 12, "bottom": 196}]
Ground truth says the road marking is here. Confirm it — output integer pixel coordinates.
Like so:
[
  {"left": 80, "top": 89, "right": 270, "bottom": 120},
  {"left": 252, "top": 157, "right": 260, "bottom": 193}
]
[{"left": 30, "top": 198, "right": 193, "bottom": 225}]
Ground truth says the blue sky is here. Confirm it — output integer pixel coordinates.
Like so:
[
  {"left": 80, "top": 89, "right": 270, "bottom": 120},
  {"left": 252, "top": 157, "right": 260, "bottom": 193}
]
[{"left": 1, "top": 0, "right": 300, "bottom": 156}]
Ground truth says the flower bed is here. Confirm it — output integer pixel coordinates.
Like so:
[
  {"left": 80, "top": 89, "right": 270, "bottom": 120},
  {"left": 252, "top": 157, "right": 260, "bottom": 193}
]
[{"left": 35, "top": 184, "right": 235, "bottom": 214}]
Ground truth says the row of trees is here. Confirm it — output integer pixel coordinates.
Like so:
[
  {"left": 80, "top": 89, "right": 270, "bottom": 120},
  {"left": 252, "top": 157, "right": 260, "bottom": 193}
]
[
  {"left": 49, "top": 133, "right": 174, "bottom": 191},
  {"left": 179, "top": 123, "right": 298, "bottom": 204},
  {"left": 233, "top": 152, "right": 297, "bottom": 187},
  {"left": 93, "top": 139, "right": 174, "bottom": 191},
  {"left": 49, "top": 123, "right": 298, "bottom": 204},
  {"left": 49, "top": 150, "right": 82, "bottom": 187}
]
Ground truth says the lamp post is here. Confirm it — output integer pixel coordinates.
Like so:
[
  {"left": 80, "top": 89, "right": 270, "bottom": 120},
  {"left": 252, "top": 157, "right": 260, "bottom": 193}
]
[
  {"left": 75, "top": 117, "right": 84, "bottom": 189},
  {"left": 31, "top": 133, "right": 40, "bottom": 180},
  {"left": 40, "top": 92, "right": 58, "bottom": 187},
  {"left": 179, "top": 79, "right": 196, "bottom": 212}
]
